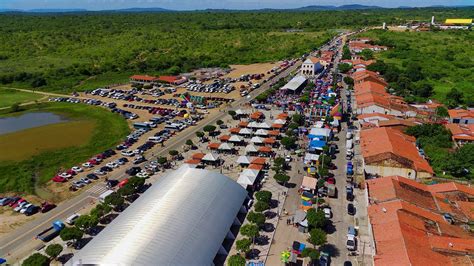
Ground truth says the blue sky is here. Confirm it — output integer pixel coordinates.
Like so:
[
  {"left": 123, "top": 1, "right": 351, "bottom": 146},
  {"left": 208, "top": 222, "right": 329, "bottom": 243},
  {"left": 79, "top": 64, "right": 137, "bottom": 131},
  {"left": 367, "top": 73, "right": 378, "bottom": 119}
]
[{"left": 1, "top": 0, "right": 472, "bottom": 10}]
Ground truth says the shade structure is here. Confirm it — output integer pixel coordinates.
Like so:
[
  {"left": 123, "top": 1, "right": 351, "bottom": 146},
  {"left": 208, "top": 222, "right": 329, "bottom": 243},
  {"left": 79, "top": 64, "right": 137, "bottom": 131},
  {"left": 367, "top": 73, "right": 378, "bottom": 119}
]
[
  {"left": 235, "top": 109, "right": 248, "bottom": 115},
  {"left": 237, "top": 174, "right": 257, "bottom": 188},
  {"left": 229, "top": 127, "right": 240, "bottom": 134},
  {"left": 242, "top": 168, "right": 260, "bottom": 178},
  {"left": 219, "top": 135, "right": 231, "bottom": 141},
  {"left": 301, "top": 176, "right": 318, "bottom": 190},
  {"left": 70, "top": 165, "right": 247, "bottom": 265},
  {"left": 192, "top": 153, "right": 206, "bottom": 160},
  {"left": 304, "top": 153, "right": 320, "bottom": 164},
  {"left": 185, "top": 159, "right": 201, "bottom": 165},
  {"left": 255, "top": 129, "right": 268, "bottom": 136},
  {"left": 251, "top": 136, "right": 264, "bottom": 144},
  {"left": 258, "top": 122, "right": 271, "bottom": 129},
  {"left": 247, "top": 121, "right": 259, "bottom": 128},
  {"left": 248, "top": 164, "right": 264, "bottom": 170},
  {"left": 308, "top": 127, "right": 331, "bottom": 139},
  {"left": 239, "top": 128, "right": 253, "bottom": 135},
  {"left": 264, "top": 138, "right": 276, "bottom": 145},
  {"left": 258, "top": 146, "right": 272, "bottom": 153},
  {"left": 229, "top": 135, "right": 243, "bottom": 143},
  {"left": 251, "top": 157, "right": 266, "bottom": 165},
  {"left": 218, "top": 142, "right": 233, "bottom": 150},
  {"left": 245, "top": 144, "right": 258, "bottom": 153},
  {"left": 268, "top": 130, "right": 280, "bottom": 136},
  {"left": 202, "top": 152, "right": 220, "bottom": 162},
  {"left": 238, "top": 121, "right": 249, "bottom": 128},
  {"left": 274, "top": 119, "right": 286, "bottom": 125},
  {"left": 309, "top": 140, "right": 326, "bottom": 149},
  {"left": 237, "top": 156, "right": 251, "bottom": 165},
  {"left": 208, "top": 142, "right": 220, "bottom": 149}
]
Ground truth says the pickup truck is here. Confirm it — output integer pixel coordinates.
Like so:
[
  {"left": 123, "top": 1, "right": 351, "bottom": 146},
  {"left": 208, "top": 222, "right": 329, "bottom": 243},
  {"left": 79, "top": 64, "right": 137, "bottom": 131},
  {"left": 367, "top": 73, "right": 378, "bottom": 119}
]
[{"left": 36, "top": 220, "right": 65, "bottom": 242}]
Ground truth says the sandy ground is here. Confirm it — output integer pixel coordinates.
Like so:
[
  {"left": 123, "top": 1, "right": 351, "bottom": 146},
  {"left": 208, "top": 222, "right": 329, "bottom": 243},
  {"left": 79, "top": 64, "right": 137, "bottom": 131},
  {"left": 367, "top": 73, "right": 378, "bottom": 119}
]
[
  {"left": 225, "top": 62, "right": 281, "bottom": 78},
  {"left": 0, "top": 194, "right": 45, "bottom": 238}
]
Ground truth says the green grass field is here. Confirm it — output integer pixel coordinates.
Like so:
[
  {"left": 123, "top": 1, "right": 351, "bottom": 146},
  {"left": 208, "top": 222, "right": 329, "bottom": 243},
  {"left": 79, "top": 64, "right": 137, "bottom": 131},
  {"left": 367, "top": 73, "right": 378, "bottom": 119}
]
[
  {"left": 0, "top": 88, "right": 43, "bottom": 108},
  {"left": 0, "top": 103, "right": 130, "bottom": 195},
  {"left": 358, "top": 30, "right": 474, "bottom": 104}
]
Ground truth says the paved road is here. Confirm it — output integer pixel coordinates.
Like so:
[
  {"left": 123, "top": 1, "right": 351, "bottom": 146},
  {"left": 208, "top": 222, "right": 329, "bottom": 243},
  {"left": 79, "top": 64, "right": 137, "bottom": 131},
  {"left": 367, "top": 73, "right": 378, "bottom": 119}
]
[{"left": 0, "top": 57, "right": 303, "bottom": 262}]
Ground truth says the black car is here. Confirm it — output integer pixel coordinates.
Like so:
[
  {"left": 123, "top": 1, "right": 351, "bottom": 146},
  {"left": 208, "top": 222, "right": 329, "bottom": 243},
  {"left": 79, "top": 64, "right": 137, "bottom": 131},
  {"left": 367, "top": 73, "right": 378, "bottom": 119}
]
[
  {"left": 133, "top": 156, "right": 146, "bottom": 165},
  {"left": 100, "top": 166, "right": 113, "bottom": 172},
  {"left": 347, "top": 203, "right": 356, "bottom": 216},
  {"left": 87, "top": 173, "right": 99, "bottom": 180},
  {"left": 126, "top": 167, "right": 141, "bottom": 176},
  {"left": 346, "top": 191, "right": 354, "bottom": 201},
  {"left": 25, "top": 205, "right": 40, "bottom": 216},
  {"left": 118, "top": 157, "right": 129, "bottom": 163}
]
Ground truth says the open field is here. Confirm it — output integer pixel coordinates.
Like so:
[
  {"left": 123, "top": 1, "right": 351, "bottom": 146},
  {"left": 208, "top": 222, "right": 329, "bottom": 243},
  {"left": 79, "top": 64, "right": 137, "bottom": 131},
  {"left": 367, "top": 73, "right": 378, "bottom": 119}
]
[
  {"left": 1, "top": 8, "right": 472, "bottom": 92},
  {"left": 0, "top": 103, "right": 130, "bottom": 194},
  {"left": 0, "top": 121, "right": 95, "bottom": 161},
  {"left": 358, "top": 29, "right": 474, "bottom": 105},
  {"left": 0, "top": 88, "right": 43, "bottom": 108}
]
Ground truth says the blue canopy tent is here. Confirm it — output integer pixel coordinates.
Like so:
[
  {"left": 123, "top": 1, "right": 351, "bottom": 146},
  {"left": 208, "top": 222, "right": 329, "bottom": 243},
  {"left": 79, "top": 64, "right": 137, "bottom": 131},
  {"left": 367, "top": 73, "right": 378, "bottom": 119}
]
[{"left": 309, "top": 140, "right": 326, "bottom": 149}]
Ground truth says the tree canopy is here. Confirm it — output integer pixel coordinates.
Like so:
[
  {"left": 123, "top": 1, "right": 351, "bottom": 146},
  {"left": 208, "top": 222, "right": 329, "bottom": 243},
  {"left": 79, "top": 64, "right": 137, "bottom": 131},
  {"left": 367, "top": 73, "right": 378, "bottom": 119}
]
[
  {"left": 22, "top": 253, "right": 49, "bottom": 266},
  {"left": 45, "top": 244, "right": 63, "bottom": 259}
]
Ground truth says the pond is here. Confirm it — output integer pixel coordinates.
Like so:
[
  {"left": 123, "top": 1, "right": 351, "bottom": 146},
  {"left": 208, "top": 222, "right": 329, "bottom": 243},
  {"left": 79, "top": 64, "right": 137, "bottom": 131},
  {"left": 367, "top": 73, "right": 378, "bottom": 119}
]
[{"left": 0, "top": 112, "right": 70, "bottom": 135}]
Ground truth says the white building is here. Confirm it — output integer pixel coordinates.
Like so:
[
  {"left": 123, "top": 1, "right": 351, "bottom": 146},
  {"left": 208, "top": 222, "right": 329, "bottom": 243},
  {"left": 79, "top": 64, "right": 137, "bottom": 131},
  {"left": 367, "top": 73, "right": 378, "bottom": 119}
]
[{"left": 301, "top": 57, "right": 323, "bottom": 76}]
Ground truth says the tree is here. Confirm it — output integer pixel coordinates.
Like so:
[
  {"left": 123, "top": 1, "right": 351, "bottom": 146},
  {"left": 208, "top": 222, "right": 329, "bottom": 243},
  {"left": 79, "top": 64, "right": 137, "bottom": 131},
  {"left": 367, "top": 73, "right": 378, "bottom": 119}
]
[
  {"left": 118, "top": 183, "right": 136, "bottom": 197},
  {"left": 128, "top": 176, "right": 145, "bottom": 189},
  {"left": 31, "top": 77, "right": 47, "bottom": 88},
  {"left": 74, "top": 214, "right": 98, "bottom": 231},
  {"left": 227, "top": 254, "right": 245, "bottom": 266},
  {"left": 435, "top": 106, "right": 449, "bottom": 118},
  {"left": 157, "top": 156, "right": 168, "bottom": 165},
  {"left": 274, "top": 173, "right": 290, "bottom": 184},
  {"left": 306, "top": 208, "right": 327, "bottom": 229},
  {"left": 203, "top": 125, "right": 216, "bottom": 133},
  {"left": 11, "top": 102, "right": 20, "bottom": 112},
  {"left": 360, "top": 49, "right": 374, "bottom": 60},
  {"left": 446, "top": 88, "right": 464, "bottom": 108},
  {"left": 255, "top": 190, "right": 272, "bottom": 203},
  {"left": 281, "top": 136, "right": 296, "bottom": 150},
  {"left": 90, "top": 203, "right": 112, "bottom": 219},
  {"left": 169, "top": 150, "right": 179, "bottom": 157},
  {"left": 195, "top": 131, "right": 205, "bottom": 138},
  {"left": 240, "top": 224, "right": 259, "bottom": 239},
  {"left": 216, "top": 120, "right": 224, "bottom": 126},
  {"left": 343, "top": 76, "right": 354, "bottom": 86},
  {"left": 22, "top": 253, "right": 49, "bottom": 266},
  {"left": 338, "top": 63, "right": 352, "bottom": 73},
  {"left": 104, "top": 192, "right": 124, "bottom": 207},
  {"left": 45, "top": 244, "right": 63, "bottom": 259},
  {"left": 228, "top": 110, "right": 237, "bottom": 117},
  {"left": 342, "top": 45, "right": 351, "bottom": 60},
  {"left": 254, "top": 201, "right": 270, "bottom": 212},
  {"left": 60, "top": 226, "right": 83, "bottom": 242},
  {"left": 236, "top": 238, "right": 252, "bottom": 254},
  {"left": 292, "top": 114, "right": 304, "bottom": 126},
  {"left": 308, "top": 228, "right": 327, "bottom": 247},
  {"left": 247, "top": 211, "right": 266, "bottom": 226},
  {"left": 185, "top": 139, "right": 194, "bottom": 146},
  {"left": 301, "top": 247, "right": 320, "bottom": 262}
]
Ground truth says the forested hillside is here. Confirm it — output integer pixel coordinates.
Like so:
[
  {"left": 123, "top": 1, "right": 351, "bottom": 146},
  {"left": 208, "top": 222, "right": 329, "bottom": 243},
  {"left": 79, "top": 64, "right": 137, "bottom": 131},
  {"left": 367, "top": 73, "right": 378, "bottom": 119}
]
[{"left": 0, "top": 7, "right": 472, "bottom": 92}]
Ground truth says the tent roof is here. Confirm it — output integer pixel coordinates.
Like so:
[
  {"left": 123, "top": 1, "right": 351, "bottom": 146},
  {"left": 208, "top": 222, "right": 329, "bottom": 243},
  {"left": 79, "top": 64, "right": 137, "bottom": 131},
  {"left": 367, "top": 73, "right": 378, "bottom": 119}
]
[
  {"left": 237, "top": 174, "right": 257, "bottom": 187},
  {"left": 274, "top": 119, "right": 287, "bottom": 125},
  {"left": 247, "top": 121, "right": 259, "bottom": 128},
  {"left": 237, "top": 156, "right": 251, "bottom": 164},
  {"left": 245, "top": 144, "right": 258, "bottom": 153},
  {"left": 218, "top": 143, "right": 233, "bottom": 150},
  {"left": 309, "top": 127, "right": 331, "bottom": 137},
  {"left": 202, "top": 152, "right": 220, "bottom": 161},
  {"left": 255, "top": 129, "right": 269, "bottom": 136},
  {"left": 281, "top": 75, "right": 307, "bottom": 91},
  {"left": 229, "top": 135, "right": 243, "bottom": 142},
  {"left": 70, "top": 165, "right": 246, "bottom": 265},
  {"left": 301, "top": 176, "right": 318, "bottom": 190},
  {"left": 251, "top": 136, "right": 264, "bottom": 143},
  {"left": 239, "top": 128, "right": 253, "bottom": 135},
  {"left": 242, "top": 168, "right": 260, "bottom": 178},
  {"left": 258, "top": 122, "right": 271, "bottom": 129}
]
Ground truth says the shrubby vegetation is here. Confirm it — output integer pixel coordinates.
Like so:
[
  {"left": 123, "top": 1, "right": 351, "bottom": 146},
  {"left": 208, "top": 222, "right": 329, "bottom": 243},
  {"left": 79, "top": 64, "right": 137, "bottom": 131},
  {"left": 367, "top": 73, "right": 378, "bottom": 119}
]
[
  {"left": 360, "top": 29, "right": 474, "bottom": 106},
  {"left": 405, "top": 124, "right": 473, "bottom": 179}
]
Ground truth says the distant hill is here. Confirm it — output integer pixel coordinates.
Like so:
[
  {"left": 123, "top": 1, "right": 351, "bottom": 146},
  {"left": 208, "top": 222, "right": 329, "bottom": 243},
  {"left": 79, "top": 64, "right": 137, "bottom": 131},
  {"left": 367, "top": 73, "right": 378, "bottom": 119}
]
[
  {"left": 112, "top": 7, "right": 171, "bottom": 12},
  {"left": 295, "top": 4, "right": 383, "bottom": 11},
  {"left": 27, "top": 8, "right": 88, "bottom": 13}
]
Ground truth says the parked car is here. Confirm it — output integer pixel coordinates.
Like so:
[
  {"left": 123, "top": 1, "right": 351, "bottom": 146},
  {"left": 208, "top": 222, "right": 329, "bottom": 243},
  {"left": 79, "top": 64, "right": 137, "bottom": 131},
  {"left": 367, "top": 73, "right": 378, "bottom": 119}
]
[
  {"left": 25, "top": 205, "right": 40, "bottom": 216},
  {"left": 52, "top": 176, "right": 67, "bottom": 183},
  {"left": 72, "top": 181, "right": 85, "bottom": 188},
  {"left": 71, "top": 166, "right": 83, "bottom": 173},
  {"left": 14, "top": 201, "right": 28, "bottom": 212},
  {"left": 87, "top": 173, "right": 99, "bottom": 180},
  {"left": 59, "top": 172, "right": 72, "bottom": 179},
  {"left": 347, "top": 203, "right": 356, "bottom": 216},
  {"left": 319, "top": 252, "right": 330, "bottom": 266},
  {"left": 323, "top": 207, "right": 332, "bottom": 219},
  {"left": 41, "top": 202, "right": 57, "bottom": 213},
  {"left": 346, "top": 235, "right": 357, "bottom": 251},
  {"left": 20, "top": 203, "right": 33, "bottom": 214}
]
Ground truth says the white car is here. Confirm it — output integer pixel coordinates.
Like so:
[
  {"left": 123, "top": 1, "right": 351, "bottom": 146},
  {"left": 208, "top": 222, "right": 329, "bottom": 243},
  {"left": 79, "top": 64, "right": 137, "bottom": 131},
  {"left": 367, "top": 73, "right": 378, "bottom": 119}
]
[
  {"left": 59, "top": 172, "right": 72, "bottom": 179},
  {"left": 80, "top": 177, "right": 92, "bottom": 184},
  {"left": 323, "top": 207, "right": 332, "bottom": 219},
  {"left": 71, "top": 166, "right": 83, "bottom": 173},
  {"left": 14, "top": 202, "right": 28, "bottom": 212},
  {"left": 285, "top": 155, "right": 292, "bottom": 162},
  {"left": 346, "top": 235, "right": 357, "bottom": 251},
  {"left": 82, "top": 162, "right": 93, "bottom": 168},
  {"left": 133, "top": 149, "right": 144, "bottom": 155},
  {"left": 20, "top": 203, "right": 32, "bottom": 214},
  {"left": 136, "top": 171, "right": 149, "bottom": 179},
  {"left": 121, "top": 150, "right": 134, "bottom": 157},
  {"left": 94, "top": 169, "right": 106, "bottom": 175},
  {"left": 106, "top": 162, "right": 119, "bottom": 168}
]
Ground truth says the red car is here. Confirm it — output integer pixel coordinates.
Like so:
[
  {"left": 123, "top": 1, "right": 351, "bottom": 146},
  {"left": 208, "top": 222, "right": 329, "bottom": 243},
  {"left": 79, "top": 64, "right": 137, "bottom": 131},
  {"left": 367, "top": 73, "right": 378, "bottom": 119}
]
[
  {"left": 88, "top": 159, "right": 98, "bottom": 165},
  {"left": 41, "top": 202, "right": 57, "bottom": 213},
  {"left": 11, "top": 199, "right": 26, "bottom": 208},
  {"left": 118, "top": 178, "right": 129, "bottom": 188},
  {"left": 66, "top": 169, "right": 76, "bottom": 176},
  {"left": 8, "top": 197, "right": 22, "bottom": 207},
  {"left": 326, "top": 177, "right": 336, "bottom": 184},
  {"left": 52, "top": 176, "right": 67, "bottom": 183}
]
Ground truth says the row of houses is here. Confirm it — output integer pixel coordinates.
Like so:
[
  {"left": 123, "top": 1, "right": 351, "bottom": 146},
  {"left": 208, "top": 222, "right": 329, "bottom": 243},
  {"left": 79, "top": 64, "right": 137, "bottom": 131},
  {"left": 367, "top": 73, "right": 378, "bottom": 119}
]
[
  {"left": 348, "top": 39, "right": 388, "bottom": 53},
  {"left": 300, "top": 49, "right": 335, "bottom": 77},
  {"left": 366, "top": 175, "right": 474, "bottom": 265}
]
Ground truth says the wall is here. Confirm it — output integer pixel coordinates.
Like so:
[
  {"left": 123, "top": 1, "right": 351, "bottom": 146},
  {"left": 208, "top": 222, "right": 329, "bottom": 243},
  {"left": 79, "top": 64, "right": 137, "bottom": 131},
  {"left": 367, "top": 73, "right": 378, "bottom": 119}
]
[{"left": 365, "top": 164, "right": 416, "bottom": 179}]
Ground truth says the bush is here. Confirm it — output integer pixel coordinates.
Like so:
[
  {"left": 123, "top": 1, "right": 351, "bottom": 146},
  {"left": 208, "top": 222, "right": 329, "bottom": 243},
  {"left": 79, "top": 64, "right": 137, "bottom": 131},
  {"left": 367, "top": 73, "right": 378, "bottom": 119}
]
[
  {"left": 60, "top": 226, "right": 83, "bottom": 242},
  {"left": 236, "top": 238, "right": 252, "bottom": 254},
  {"left": 338, "top": 63, "right": 352, "bottom": 73},
  {"left": 274, "top": 173, "right": 290, "bottom": 184},
  {"left": 227, "top": 254, "right": 245, "bottom": 266},
  {"left": 157, "top": 156, "right": 168, "bottom": 165},
  {"left": 45, "top": 244, "right": 63, "bottom": 259},
  {"left": 247, "top": 211, "right": 266, "bottom": 226},
  {"left": 254, "top": 201, "right": 270, "bottom": 212},
  {"left": 240, "top": 224, "right": 259, "bottom": 238},
  {"left": 308, "top": 228, "right": 327, "bottom": 247},
  {"left": 343, "top": 76, "right": 354, "bottom": 86},
  {"left": 255, "top": 190, "right": 272, "bottom": 203},
  {"left": 185, "top": 139, "right": 194, "bottom": 146},
  {"left": 228, "top": 110, "right": 237, "bottom": 117},
  {"left": 22, "top": 253, "right": 49, "bottom": 266},
  {"left": 306, "top": 208, "right": 327, "bottom": 229},
  {"left": 301, "top": 247, "right": 320, "bottom": 261},
  {"left": 169, "top": 150, "right": 179, "bottom": 156},
  {"left": 203, "top": 125, "right": 217, "bottom": 133}
]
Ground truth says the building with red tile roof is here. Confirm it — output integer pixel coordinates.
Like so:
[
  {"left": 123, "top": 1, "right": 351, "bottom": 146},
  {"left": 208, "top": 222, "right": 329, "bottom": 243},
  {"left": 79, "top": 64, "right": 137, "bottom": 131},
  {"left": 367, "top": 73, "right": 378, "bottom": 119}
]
[
  {"left": 158, "top": 75, "right": 187, "bottom": 85},
  {"left": 361, "top": 127, "right": 433, "bottom": 179},
  {"left": 448, "top": 109, "right": 474, "bottom": 124},
  {"left": 301, "top": 56, "right": 324, "bottom": 76},
  {"left": 130, "top": 75, "right": 158, "bottom": 83},
  {"left": 445, "top": 123, "right": 474, "bottom": 146},
  {"left": 367, "top": 176, "right": 474, "bottom": 266},
  {"left": 349, "top": 41, "right": 388, "bottom": 53},
  {"left": 250, "top": 111, "right": 264, "bottom": 120},
  {"left": 352, "top": 70, "right": 388, "bottom": 87}
]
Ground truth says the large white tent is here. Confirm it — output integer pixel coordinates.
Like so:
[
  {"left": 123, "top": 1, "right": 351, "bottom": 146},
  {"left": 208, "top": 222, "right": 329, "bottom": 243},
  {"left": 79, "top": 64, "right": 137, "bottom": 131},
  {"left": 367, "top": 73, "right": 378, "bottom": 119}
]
[
  {"left": 245, "top": 144, "right": 258, "bottom": 153},
  {"left": 229, "top": 135, "right": 243, "bottom": 143},
  {"left": 218, "top": 143, "right": 233, "bottom": 151},
  {"left": 250, "top": 136, "right": 264, "bottom": 144},
  {"left": 237, "top": 174, "right": 257, "bottom": 188},
  {"left": 255, "top": 129, "right": 268, "bottom": 136},
  {"left": 239, "top": 128, "right": 252, "bottom": 135},
  {"left": 202, "top": 152, "right": 220, "bottom": 162},
  {"left": 70, "top": 165, "right": 247, "bottom": 265},
  {"left": 236, "top": 156, "right": 251, "bottom": 165}
]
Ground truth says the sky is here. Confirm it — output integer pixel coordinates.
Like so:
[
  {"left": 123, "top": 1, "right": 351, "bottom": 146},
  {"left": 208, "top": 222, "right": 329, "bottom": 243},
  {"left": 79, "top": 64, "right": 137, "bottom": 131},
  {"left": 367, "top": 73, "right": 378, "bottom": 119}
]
[{"left": 1, "top": 0, "right": 472, "bottom": 11}]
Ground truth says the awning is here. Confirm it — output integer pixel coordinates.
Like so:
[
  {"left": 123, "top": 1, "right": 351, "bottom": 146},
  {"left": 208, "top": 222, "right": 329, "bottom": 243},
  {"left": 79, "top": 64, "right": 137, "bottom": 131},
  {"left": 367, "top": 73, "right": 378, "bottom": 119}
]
[
  {"left": 309, "top": 140, "right": 326, "bottom": 149},
  {"left": 304, "top": 153, "right": 320, "bottom": 164},
  {"left": 301, "top": 176, "right": 317, "bottom": 190},
  {"left": 273, "top": 119, "right": 286, "bottom": 125},
  {"left": 245, "top": 144, "right": 258, "bottom": 153},
  {"left": 237, "top": 174, "right": 257, "bottom": 187},
  {"left": 236, "top": 156, "right": 251, "bottom": 165},
  {"left": 258, "top": 122, "right": 271, "bottom": 129},
  {"left": 202, "top": 153, "right": 219, "bottom": 162},
  {"left": 229, "top": 135, "right": 243, "bottom": 142},
  {"left": 242, "top": 168, "right": 260, "bottom": 178}
]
